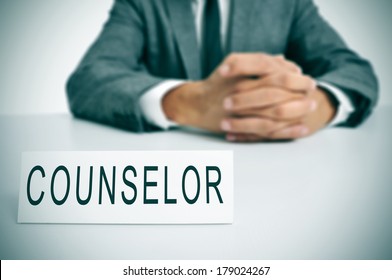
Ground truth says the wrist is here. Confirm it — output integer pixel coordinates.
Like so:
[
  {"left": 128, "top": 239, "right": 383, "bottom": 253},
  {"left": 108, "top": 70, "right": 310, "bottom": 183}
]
[
  {"left": 162, "top": 81, "right": 205, "bottom": 126},
  {"left": 315, "top": 87, "right": 338, "bottom": 125}
]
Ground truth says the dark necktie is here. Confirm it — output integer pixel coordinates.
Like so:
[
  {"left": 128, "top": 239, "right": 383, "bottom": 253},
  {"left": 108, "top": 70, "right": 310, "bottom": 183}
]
[{"left": 202, "top": 0, "right": 223, "bottom": 78}]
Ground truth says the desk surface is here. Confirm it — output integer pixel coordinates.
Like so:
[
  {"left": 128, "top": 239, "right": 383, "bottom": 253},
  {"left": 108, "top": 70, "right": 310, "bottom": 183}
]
[{"left": 1, "top": 107, "right": 391, "bottom": 260}]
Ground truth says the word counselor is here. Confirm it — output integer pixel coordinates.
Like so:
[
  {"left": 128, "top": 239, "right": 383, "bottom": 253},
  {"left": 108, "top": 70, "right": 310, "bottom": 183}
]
[
  {"left": 18, "top": 151, "right": 234, "bottom": 224},
  {"left": 26, "top": 165, "right": 224, "bottom": 206}
]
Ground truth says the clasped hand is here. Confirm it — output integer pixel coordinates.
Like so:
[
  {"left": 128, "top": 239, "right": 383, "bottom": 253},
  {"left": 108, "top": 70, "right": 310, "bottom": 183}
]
[{"left": 163, "top": 53, "right": 336, "bottom": 142}]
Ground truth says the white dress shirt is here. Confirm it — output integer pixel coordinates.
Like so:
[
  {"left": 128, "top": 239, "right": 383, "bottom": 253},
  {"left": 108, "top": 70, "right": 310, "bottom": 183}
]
[{"left": 139, "top": 0, "right": 353, "bottom": 129}]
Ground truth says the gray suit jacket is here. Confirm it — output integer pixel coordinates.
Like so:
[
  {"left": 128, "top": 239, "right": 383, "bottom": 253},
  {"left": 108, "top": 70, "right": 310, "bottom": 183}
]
[{"left": 66, "top": 0, "right": 378, "bottom": 132}]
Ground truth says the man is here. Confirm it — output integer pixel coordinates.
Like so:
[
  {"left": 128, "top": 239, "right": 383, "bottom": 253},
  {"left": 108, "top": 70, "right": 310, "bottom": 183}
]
[{"left": 66, "top": 0, "right": 378, "bottom": 142}]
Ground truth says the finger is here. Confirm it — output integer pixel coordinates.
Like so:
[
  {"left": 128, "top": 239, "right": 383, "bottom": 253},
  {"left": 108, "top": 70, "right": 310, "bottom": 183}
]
[
  {"left": 232, "top": 79, "right": 265, "bottom": 93},
  {"left": 234, "top": 73, "right": 316, "bottom": 93},
  {"left": 274, "top": 55, "right": 302, "bottom": 74},
  {"left": 226, "top": 133, "right": 263, "bottom": 142},
  {"left": 219, "top": 53, "right": 300, "bottom": 78},
  {"left": 227, "top": 132, "right": 262, "bottom": 142},
  {"left": 267, "top": 124, "right": 310, "bottom": 140},
  {"left": 221, "top": 117, "right": 288, "bottom": 137},
  {"left": 219, "top": 53, "right": 300, "bottom": 77},
  {"left": 223, "top": 87, "right": 304, "bottom": 112},
  {"left": 253, "top": 98, "right": 318, "bottom": 121}
]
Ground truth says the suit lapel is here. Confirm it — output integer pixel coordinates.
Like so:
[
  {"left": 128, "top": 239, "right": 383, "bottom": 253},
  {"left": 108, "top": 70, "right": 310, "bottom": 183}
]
[
  {"left": 227, "top": 0, "right": 257, "bottom": 53},
  {"left": 165, "top": 0, "right": 202, "bottom": 80}
]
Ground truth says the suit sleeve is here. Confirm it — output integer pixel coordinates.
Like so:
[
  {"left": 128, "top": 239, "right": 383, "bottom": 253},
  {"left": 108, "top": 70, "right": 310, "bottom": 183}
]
[
  {"left": 66, "top": 0, "right": 163, "bottom": 132},
  {"left": 286, "top": 0, "right": 378, "bottom": 127}
]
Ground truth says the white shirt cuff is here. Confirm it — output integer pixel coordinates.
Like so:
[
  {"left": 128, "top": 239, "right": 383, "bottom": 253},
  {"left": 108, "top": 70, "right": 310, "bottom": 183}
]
[
  {"left": 139, "top": 80, "right": 186, "bottom": 130},
  {"left": 317, "top": 81, "right": 355, "bottom": 127}
]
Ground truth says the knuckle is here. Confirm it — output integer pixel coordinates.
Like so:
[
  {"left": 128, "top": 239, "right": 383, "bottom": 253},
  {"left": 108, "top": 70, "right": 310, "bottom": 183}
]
[
  {"left": 233, "top": 82, "right": 245, "bottom": 93},
  {"left": 285, "top": 129, "right": 297, "bottom": 139},
  {"left": 230, "top": 95, "right": 241, "bottom": 109},
  {"left": 281, "top": 73, "right": 293, "bottom": 88},
  {"left": 224, "top": 53, "right": 237, "bottom": 66},
  {"left": 304, "top": 75, "right": 315, "bottom": 89},
  {"left": 273, "top": 105, "right": 286, "bottom": 118},
  {"left": 257, "top": 119, "right": 274, "bottom": 135},
  {"left": 227, "top": 53, "right": 242, "bottom": 73},
  {"left": 275, "top": 54, "right": 285, "bottom": 62},
  {"left": 256, "top": 53, "right": 266, "bottom": 60},
  {"left": 286, "top": 61, "right": 300, "bottom": 73},
  {"left": 302, "top": 97, "right": 312, "bottom": 107},
  {"left": 227, "top": 119, "right": 237, "bottom": 130},
  {"left": 293, "top": 123, "right": 308, "bottom": 138},
  {"left": 226, "top": 53, "right": 234, "bottom": 61},
  {"left": 262, "top": 89, "right": 275, "bottom": 102},
  {"left": 256, "top": 53, "right": 268, "bottom": 65},
  {"left": 303, "top": 75, "right": 312, "bottom": 83},
  {"left": 291, "top": 128, "right": 304, "bottom": 138},
  {"left": 227, "top": 53, "right": 239, "bottom": 62},
  {"left": 297, "top": 100, "right": 310, "bottom": 115},
  {"left": 261, "top": 75, "right": 274, "bottom": 85}
]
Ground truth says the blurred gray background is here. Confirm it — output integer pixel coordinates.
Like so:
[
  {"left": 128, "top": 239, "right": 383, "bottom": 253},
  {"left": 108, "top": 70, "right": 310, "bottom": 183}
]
[{"left": 0, "top": 0, "right": 391, "bottom": 115}]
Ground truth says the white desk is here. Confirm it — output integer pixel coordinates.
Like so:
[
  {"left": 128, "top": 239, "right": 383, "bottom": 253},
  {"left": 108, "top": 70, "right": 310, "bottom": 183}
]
[{"left": 0, "top": 107, "right": 391, "bottom": 259}]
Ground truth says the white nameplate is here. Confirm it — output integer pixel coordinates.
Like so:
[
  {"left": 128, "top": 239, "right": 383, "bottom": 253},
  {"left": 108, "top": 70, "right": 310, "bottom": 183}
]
[{"left": 18, "top": 151, "right": 233, "bottom": 224}]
